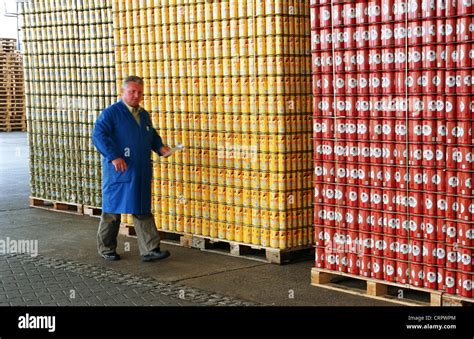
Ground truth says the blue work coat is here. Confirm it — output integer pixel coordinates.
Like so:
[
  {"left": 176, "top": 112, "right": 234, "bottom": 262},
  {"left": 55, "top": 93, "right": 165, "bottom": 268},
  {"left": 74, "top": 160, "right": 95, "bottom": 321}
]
[{"left": 92, "top": 100, "right": 164, "bottom": 214}]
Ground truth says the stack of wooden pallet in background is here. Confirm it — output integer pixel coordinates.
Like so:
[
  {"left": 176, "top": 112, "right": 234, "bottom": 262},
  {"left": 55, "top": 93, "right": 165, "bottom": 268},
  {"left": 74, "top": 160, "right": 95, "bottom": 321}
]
[{"left": 0, "top": 38, "right": 25, "bottom": 132}]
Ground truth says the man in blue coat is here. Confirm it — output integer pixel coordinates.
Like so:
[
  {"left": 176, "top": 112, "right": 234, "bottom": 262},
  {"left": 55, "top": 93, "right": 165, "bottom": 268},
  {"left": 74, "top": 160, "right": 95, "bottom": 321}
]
[{"left": 92, "top": 75, "right": 172, "bottom": 262}]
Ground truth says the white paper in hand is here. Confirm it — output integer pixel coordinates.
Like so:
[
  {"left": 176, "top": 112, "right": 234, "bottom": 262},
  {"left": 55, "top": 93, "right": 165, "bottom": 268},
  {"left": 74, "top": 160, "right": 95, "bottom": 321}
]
[{"left": 163, "top": 144, "right": 184, "bottom": 157}]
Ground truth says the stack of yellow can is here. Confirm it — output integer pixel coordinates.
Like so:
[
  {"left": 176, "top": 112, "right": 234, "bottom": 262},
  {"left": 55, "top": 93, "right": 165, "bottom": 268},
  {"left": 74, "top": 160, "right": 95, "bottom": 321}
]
[
  {"left": 115, "top": 0, "right": 313, "bottom": 250},
  {"left": 21, "top": 0, "right": 116, "bottom": 207}
]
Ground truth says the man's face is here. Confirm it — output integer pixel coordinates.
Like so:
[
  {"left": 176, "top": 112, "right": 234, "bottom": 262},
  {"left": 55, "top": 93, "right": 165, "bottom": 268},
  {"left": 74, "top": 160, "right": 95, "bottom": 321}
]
[{"left": 122, "top": 81, "right": 144, "bottom": 108}]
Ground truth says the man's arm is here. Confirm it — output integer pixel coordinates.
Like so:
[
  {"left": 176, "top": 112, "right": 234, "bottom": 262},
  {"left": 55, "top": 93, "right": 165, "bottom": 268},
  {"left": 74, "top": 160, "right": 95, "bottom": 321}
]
[
  {"left": 151, "top": 128, "right": 172, "bottom": 156},
  {"left": 92, "top": 109, "right": 122, "bottom": 163}
]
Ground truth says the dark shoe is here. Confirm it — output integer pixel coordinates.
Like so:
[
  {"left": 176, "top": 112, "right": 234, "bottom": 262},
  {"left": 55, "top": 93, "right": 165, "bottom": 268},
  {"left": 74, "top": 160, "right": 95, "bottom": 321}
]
[
  {"left": 100, "top": 252, "right": 121, "bottom": 261},
  {"left": 141, "top": 249, "right": 170, "bottom": 262}
]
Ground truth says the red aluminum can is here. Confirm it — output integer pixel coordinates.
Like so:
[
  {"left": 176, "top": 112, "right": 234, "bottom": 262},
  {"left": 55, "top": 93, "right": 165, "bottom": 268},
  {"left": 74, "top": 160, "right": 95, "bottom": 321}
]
[
  {"left": 408, "top": 46, "right": 422, "bottom": 70},
  {"left": 436, "top": 219, "right": 446, "bottom": 243},
  {"left": 321, "top": 117, "right": 334, "bottom": 139},
  {"left": 424, "top": 192, "right": 437, "bottom": 217},
  {"left": 359, "top": 254, "right": 371, "bottom": 277},
  {"left": 397, "top": 260, "right": 409, "bottom": 284},
  {"left": 346, "top": 163, "right": 358, "bottom": 186},
  {"left": 422, "top": 144, "right": 436, "bottom": 168},
  {"left": 423, "top": 240, "right": 437, "bottom": 264},
  {"left": 381, "top": 72, "right": 394, "bottom": 95},
  {"left": 335, "top": 164, "right": 347, "bottom": 184},
  {"left": 382, "top": 48, "right": 395, "bottom": 71},
  {"left": 357, "top": 118, "right": 369, "bottom": 140},
  {"left": 371, "top": 256, "right": 384, "bottom": 280},
  {"left": 422, "top": 45, "right": 438, "bottom": 69},
  {"left": 409, "top": 239, "right": 423, "bottom": 263},
  {"left": 380, "top": 0, "right": 393, "bottom": 21},
  {"left": 445, "top": 270, "right": 457, "bottom": 295},
  {"left": 381, "top": 23, "right": 394, "bottom": 47},
  {"left": 446, "top": 220, "right": 458, "bottom": 244},
  {"left": 322, "top": 162, "right": 335, "bottom": 183},
  {"left": 460, "top": 272, "right": 472, "bottom": 298},
  {"left": 333, "top": 51, "right": 344, "bottom": 73},
  {"left": 357, "top": 74, "right": 370, "bottom": 95},
  {"left": 333, "top": 27, "right": 345, "bottom": 50},
  {"left": 394, "top": 22, "right": 406, "bottom": 47},
  {"left": 347, "top": 252, "right": 359, "bottom": 275},
  {"left": 346, "top": 186, "right": 358, "bottom": 208},
  {"left": 423, "top": 217, "right": 438, "bottom": 241},
  {"left": 422, "top": 19, "right": 437, "bottom": 44},
  {"left": 394, "top": 71, "right": 405, "bottom": 94},
  {"left": 437, "top": 268, "right": 445, "bottom": 291},
  {"left": 359, "top": 164, "right": 370, "bottom": 186},
  {"left": 446, "top": 70, "right": 458, "bottom": 93},
  {"left": 410, "top": 263, "right": 424, "bottom": 288},
  {"left": 408, "top": 167, "right": 424, "bottom": 191},
  {"left": 370, "top": 142, "right": 384, "bottom": 164},
  {"left": 311, "top": 30, "right": 321, "bottom": 51},
  {"left": 334, "top": 140, "right": 346, "bottom": 163},
  {"left": 368, "top": 2, "right": 382, "bottom": 22},
  {"left": 446, "top": 170, "right": 460, "bottom": 195},
  {"left": 357, "top": 96, "right": 371, "bottom": 118},
  {"left": 446, "top": 244, "right": 458, "bottom": 269},
  {"left": 446, "top": 18, "right": 457, "bottom": 43},
  {"left": 372, "top": 234, "right": 384, "bottom": 257},
  {"left": 446, "top": 0, "right": 458, "bottom": 16},
  {"left": 321, "top": 140, "right": 334, "bottom": 162},
  {"left": 423, "top": 95, "right": 436, "bottom": 118},
  {"left": 422, "top": 120, "right": 436, "bottom": 143},
  {"left": 458, "top": 70, "right": 472, "bottom": 94},
  {"left": 409, "top": 144, "right": 423, "bottom": 167},
  {"left": 459, "top": 171, "right": 473, "bottom": 196},
  {"left": 314, "top": 184, "right": 323, "bottom": 204},
  {"left": 393, "top": 47, "right": 406, "bottom": 71},
  {"left": 384, "top": 259, "right": 396, "bottom": 282},
  {"left": 457, "top": 16, "right": 471, "bottom": 42},
  {"left": 382, "top": 142, "right": 396, "bottom": 165},
  {"left": 344, "top": 50, "right": 357, "bottom": 72},
  {"left": 424, "top": 265, "right": 438, "bottom": 290},
  {"left": 358, "top": 141, "right": 371, "bottom": 164},
  {"left": 395, "top": 166, "right": 407, "bottom": 189},
  {"left": 319, "top": 5, "right": 332, "bottom": 28},
  {"left": 436, "top": 120, "right": 447, "bottom": 144},
  {"left": 459, "top": 247, "right": 473, "bottom": 273},
  {"left": 456, "top": 95, "right": 471, "bottom": 119},
  {"left": 368, "top": 164, "right": 382, "bottom": 187},
  {"left": 354, "top": 25, "right": 368, "bottom": 49},
  {"left": 384, "top": 234, "right": 397, "bottom": 258},
  {"left": 458, "top": 196, "right": 473, "bottom": 221},
  {"left": 422, "top": 0, "right": 437, "bottom": 18},
  {"left": 356, "top": 2, "right": 368, "bottom": 24},
  {"left": 324, "top": 251, "right": 337, "bottom": 271},
  {"left": 394, "top": 143, "right": 407, "bottom": 165},
  {"left": 310, "top": 7, "right": 319, "bottom": 30},
  {"left": 408, "top": 120, "right": 423, "bottom": 142},
  {"left": 457, "top": 0, "right": 472, "bottom": 15},
  {"left": 314, "top": 225, "right": 325, "bottom": 247},
  {"left": 369, "top": 119, "right": 383, "bottom": 141},
  {"left": 446, "top": 195, "right": 458, "bottom": 220},
  {"left": 408, "top": 21, "right": 423, "bottom": 46},
  {"left": 409, "top": 191, "right": 423, "bottom": 215},
  {"left": 322, "top": 184, "right": 336, "bottom": 205},
  {"left": 435, "top": 144, "right": 446, "bottom": 168},
  {"left": 333, "top": 3, "right": 344, "bottom": 26},
  {"left": 383, "top": 166, "right": 396, "bottom": 189},
  {"left": 398, "top": 237, "right": 409, "bottom": 262},
  {"left": 369, "top": 48, "right": 382, "bottom": 72},
  {"left": 340, "top": 73, "right": 358, "bottom": 95},
  {"left": 455, "top": 43, "right": 470, "bottom": 69},
  {"left": 356, "top": 49, "right": 369, "bottom": 72},
  {"left": 383, "top": 189, "right": 397, "bottom": 212},
  {"left": 395, "top": 119, "right": 408, "bottom": 142},
  {"left": 371, "top": 189, "right": 383, "bottom": 213},
  {"left": 346, "top": 210, "right": 358, "bottom": 230},
  {"left": 359, "top": 187, "right": 371, "bottom": 209},
  {"left": 381, "top": 119, "right": 394, "bottom": 142},
  {"left": 409, "top": 96, "right": 424, "bottom": 118},
  {"left": 436, "top": 194, "right": 447, "bottom": 218},
  {"left": 346, "top": 96, "right": 358, "bottom": 117},
  {"left": 315, "top": 246, "right": 325, "bottom": 268},
  {"left": 312, "top": 74, "right": 322, "bottom": 95},
  {"left": 437, "top": 242, "right": 447, "bottom": 267},
  {"left": 334, "top": 74, "right": 345, "bottom": 95},
  {"left": 424, "top": 168, "right": 443, "bottom": 192},
  {"left": 320, "top": 51, "right": 332, "bottom": 73}
]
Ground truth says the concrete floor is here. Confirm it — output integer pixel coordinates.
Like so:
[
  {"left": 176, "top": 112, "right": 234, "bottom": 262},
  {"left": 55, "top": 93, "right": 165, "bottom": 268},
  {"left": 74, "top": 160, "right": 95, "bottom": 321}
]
[{"left": 0, "top": 132, "right": 392, "bottom": 306}]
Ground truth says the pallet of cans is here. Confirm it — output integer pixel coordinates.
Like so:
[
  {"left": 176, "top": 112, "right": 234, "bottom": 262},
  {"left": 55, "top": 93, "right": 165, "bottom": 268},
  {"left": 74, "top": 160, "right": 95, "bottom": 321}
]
[
  {"left": 21, "top": 0, "right": 116, "bottom": 206},
  {"left": 0, "top": 39, "right": 25, "bottom": 132},
  {"left": 115, "top": 0, "right": 314, "bottom": 251},
  {"left": 312, "top": 0, "right": 473, "bottom": 301}
]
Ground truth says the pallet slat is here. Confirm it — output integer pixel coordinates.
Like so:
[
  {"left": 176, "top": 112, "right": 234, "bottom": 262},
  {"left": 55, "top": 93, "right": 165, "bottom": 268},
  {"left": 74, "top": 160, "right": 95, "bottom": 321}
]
[{"left": 311, "top": 268, "right": 473, "bottom": 307}]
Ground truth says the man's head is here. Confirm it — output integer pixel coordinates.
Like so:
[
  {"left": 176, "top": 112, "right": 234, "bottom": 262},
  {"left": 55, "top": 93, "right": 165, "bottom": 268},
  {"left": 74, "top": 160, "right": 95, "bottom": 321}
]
[{"left": 122, "top": 75, "right": 144, "bottom": 108}]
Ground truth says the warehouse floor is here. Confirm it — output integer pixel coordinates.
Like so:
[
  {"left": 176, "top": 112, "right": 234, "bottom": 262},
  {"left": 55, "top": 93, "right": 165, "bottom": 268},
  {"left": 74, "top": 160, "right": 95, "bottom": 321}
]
[{"left": 0, "top": 132, "right": 392, "bottom": 306}]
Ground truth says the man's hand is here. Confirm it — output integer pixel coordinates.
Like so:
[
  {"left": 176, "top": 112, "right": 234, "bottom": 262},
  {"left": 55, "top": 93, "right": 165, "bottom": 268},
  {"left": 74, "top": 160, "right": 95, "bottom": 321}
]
[
  {"left": 160, "top": 146, "right": 172, "bottom": 157},
  {"left": 112, "top": 158, "right": 128, "bottom": 172}
]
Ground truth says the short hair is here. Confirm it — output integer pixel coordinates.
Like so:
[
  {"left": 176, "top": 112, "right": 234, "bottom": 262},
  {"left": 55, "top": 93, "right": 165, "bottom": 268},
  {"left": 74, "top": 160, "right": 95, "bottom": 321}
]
[{"left": 123, "top": 75, "right": 144, "bottom": 89}]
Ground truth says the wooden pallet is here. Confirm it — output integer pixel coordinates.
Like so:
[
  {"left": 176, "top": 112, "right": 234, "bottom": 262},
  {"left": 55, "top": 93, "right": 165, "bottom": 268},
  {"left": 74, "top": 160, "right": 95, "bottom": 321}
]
[
  {"left": 29, "top": 197, "right": 83, "bottom": 215},
  {"left": 311, "top": 268, "right": 474, "bottom": 307},
  {"left": 119, "top": 224, "right": 314, "bottom": 264},
  {"left": 83, "top": 205, "right": 102, "bottom": 218}
]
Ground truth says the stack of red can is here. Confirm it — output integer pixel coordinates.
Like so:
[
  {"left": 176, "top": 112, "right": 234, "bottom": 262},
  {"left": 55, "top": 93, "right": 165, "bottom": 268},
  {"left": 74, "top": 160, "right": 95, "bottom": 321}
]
[{"left": 312, "top": 0, "right": 473, "bottom": 298}]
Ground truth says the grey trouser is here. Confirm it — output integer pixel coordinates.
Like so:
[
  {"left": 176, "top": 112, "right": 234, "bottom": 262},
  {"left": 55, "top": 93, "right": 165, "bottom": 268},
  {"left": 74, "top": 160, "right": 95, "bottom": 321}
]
[{"left": 97, "top": 213, "right": 161, "bottom": 256}]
